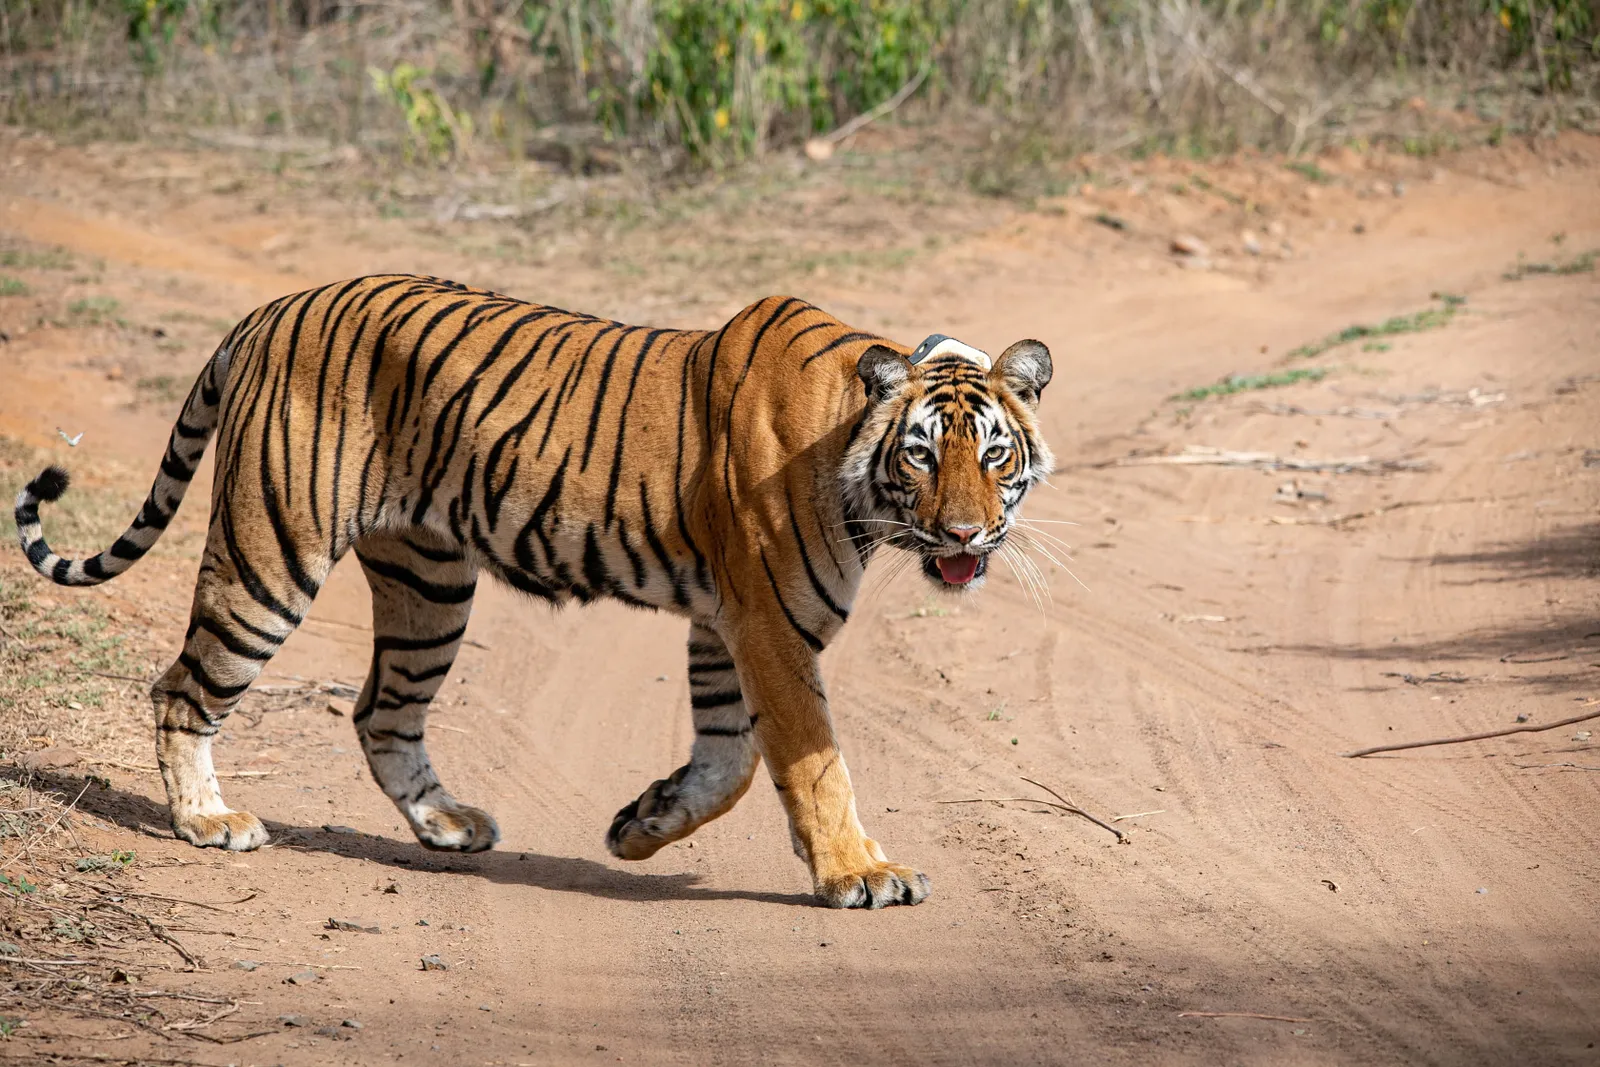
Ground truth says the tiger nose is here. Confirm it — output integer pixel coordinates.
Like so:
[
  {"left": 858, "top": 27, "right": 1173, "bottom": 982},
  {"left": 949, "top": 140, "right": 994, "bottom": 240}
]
[{"left": 945, "top": 524, "right": 981, "bottom": 544}]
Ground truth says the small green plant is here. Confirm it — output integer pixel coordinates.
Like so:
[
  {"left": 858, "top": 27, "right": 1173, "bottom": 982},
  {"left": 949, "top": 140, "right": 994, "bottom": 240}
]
[
  {"left": 0, "top": 246, "right": 73, "bottom": 271},
  {"left": 62, "top": 296, "right": 123, "bottom": 327},
  {"left": 0, "top": 873, "right": 36, "bottom": 896},
  {"left": 1173, "top": 367, "right": 1329, "bottom": 402},
  {"left": 75, "top": 850, "right": 136, "bottom": 873},
  {"left": 1286, "top": 161, "right": 1333, "bottom": 184},
  {"left": 1503, "top": 249, "right": 1597, "bottom": 281},
  {"left": 986, "top": 702, "right": 1007, "bottom": 721},
  {"left": 135, "top": 375, "right": 185, "bottom": 404},
  {"left": 51, "top": 915, "right": 96, "bottom": 942},
  {"left": 0, "top": 277, "right": 27, "bottom": 297},
  {"left": 370, "top": 63, "right": 474, "bottom": 163},
  {"left": 0, "top": 1016, "right": 20, "bottom": 1038},
  {"left": 1286, "top": 295, "right": 1464, "bottom": 361}
]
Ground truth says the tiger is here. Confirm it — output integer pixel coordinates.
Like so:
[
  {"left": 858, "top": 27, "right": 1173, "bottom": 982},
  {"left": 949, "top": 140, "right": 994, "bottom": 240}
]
[{"left": 12, "top": 274, "right": 1054, "bottom": 909}]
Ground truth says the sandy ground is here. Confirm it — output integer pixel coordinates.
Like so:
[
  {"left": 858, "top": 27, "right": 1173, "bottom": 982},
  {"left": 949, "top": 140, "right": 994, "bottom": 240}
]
[{"left": 0, "top": 128, "right": 1597, "bottom": 1066}]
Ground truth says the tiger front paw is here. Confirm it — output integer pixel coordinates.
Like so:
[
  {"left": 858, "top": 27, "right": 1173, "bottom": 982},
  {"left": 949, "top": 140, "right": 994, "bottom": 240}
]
[{"left": 816, "top": 861, "right": 931, "bottom": 909}]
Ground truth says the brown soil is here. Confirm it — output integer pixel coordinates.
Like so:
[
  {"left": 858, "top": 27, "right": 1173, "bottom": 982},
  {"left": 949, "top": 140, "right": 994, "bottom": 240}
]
[{"left": 0, "top": 128, "right": 1597, "bottom": 1066}]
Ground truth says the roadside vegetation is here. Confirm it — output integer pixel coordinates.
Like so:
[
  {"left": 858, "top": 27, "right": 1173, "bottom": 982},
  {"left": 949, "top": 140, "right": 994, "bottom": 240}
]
[{"left": 1, "top": 1, "right": 1594, "bottom": 179}]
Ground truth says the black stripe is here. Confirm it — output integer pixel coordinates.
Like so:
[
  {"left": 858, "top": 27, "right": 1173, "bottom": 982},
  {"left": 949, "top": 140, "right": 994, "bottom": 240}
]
[
  {"left": 179, "top": 651, "right": 253, "bottom": 700},
  {"left": 690, "top": 690, "right": 744, "bottom": 710},
  {"left": 759, "top": 549, "right": 824, "bottom": 652},
  {"left": 799, "top": 331, "right": 877, "bottom": 369},
  {"left": 695, "top": 723, "right": 751, "bottom": 736},
  {"left": 374, "top": 624, "right": 468, "bottom": 654},
  {"left": 393, "top": 663, "right": 452, "bottom": 683},
  {"left": 787, "top": 501, "right": 848, "bottom": 621},
  {"left": 581, "top": 326, "right": 640, "bottom": 470},
  {"left": 192, "top": 615, "right": 275, "bottom": 662},
  {"left": 602, "top": 329, "right": 668, "bottom": 525},
  {"left": 358, "top": 553, "right": 475, "bottom": 605}
]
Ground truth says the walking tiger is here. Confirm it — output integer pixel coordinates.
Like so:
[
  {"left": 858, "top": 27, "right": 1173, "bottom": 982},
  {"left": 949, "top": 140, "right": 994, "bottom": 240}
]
[{"left": 13, "top": 275, "right": 1054, "bottom": 908}]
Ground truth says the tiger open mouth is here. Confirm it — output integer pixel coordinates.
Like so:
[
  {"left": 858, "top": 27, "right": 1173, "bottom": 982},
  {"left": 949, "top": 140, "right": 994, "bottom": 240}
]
[{"left": 923, "top": 551, "right": 988, "bottom": 588}]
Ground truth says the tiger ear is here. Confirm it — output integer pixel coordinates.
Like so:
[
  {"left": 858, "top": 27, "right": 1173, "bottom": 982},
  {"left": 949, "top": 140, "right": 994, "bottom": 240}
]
[
  {"left": 857, "top": 344, "right": 913, "bottom": 404},
  {"left": 992, "top": 339, "right": 1052, "bottom": 409}
]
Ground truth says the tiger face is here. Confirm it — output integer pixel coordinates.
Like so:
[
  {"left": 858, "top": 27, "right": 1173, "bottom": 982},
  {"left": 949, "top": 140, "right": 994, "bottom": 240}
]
[{"left": 845, "top": 337, "right": 1054, "bottom": 591}]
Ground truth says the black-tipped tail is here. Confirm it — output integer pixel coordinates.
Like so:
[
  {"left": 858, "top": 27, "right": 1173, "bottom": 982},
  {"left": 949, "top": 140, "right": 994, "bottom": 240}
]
[
  {"left": 29, "top": 466, "right": 69, "bottom": 503},
  {"left": 14, "top": 344, "right": 230, "bottom": 587}
]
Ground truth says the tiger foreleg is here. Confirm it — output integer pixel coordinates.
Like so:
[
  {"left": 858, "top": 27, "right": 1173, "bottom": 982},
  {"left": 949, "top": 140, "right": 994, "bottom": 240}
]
[
  {"left": 353, "top": 535, "right": 498, "bottom": 854},
  {"left": 606, "top": 622, "right": 760, "bottom": 860},
  {"left": 734, "top": 621, "right": 930, "bottom": 909}
]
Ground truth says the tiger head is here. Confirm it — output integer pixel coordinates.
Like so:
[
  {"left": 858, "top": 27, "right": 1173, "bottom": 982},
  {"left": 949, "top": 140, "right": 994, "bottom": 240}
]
[{"left": 844, "top": 335, "right": 1055, "bottom": 592}]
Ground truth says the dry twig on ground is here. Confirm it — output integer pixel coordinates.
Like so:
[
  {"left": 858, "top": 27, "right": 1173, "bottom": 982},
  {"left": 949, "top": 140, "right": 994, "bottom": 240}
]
[
  {"left": 939, "top": 777, "right": 1128, "bottom": 843},
  {"left": 1343, "top": 701, "right": 1600, "bottom": 758},
  {"left": 1099, "top": 446, "right": 1431, "bottom": 475}
]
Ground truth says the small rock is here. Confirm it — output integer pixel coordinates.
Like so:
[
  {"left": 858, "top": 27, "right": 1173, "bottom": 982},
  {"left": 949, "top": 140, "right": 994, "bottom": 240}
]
[
  {"left": 416, "top": 919, "right": 429, "bottom": 926},
  {"left": 1574, "top": 731, "right": 1592, "bottom": 742},
  {"left": 420, "top": 954, "right": 448, "bottom": 971},
  {"left": 322, "top": 824, "right": 360, "bottom": 835},
  {"left": 326, "top": 698, "right": 353, "bottom": 717},
  {"left": 1392, "top": 181, "right": 1406, "bottom": 197},
  {"left": 232, "top": 960, "right": 260, "bottom": 971},
  {"left": 284, "top": 970, "right": 320, "bottom": 986},
  {"left": 1170, "top": 234, "right": 1209, "bottom": 257},
  {"left": 326, "top": 917, "right": 381, "bottom": 934},
  {"left": 342, "top": 1019, "right": 363, "bottom": 1030},
  {"left": 104, "top": 365, "right": 124, "bottom": 381},
  {"left": 383, "top": 882, "right": 400, "bottom": 894},
  {"left": 655, "top": 674, "right": 669, "bottom": 682},
  {"left": 109, "top": 969, "right": 137, "bottom": 984},
  {"left": 803, "top": 139, "right": 834, "bottom": 162},
  {"left": 1267, "top": 220, "right": 1287, "bottom": 238},
  {"left": 280, "top": 1014, "right": 311, "bottom": 1027},
  {"left": 1241, "top": 231, "right": 1262, "bottom": 256},
  {"left": 1475, "top": 887, "right": 1489, "bottom": 895},
  {"left": 314, "top": 1025, "right": 352, "bottom": 1040},
  {"left": 1352, "top": 222, "right": 1367, "bottom": 235},
  {"left": 18, "top": 746, "right": 80, "bottom": 772},
  {"left": 479, "top": 1003, "right": 492, "bottom": 1011},
  {"left": 1514, "top": 713, "right": 1531, "bottom": 724}
]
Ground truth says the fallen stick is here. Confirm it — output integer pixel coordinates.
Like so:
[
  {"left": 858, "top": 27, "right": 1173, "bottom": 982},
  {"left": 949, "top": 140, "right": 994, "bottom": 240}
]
[
  {"left": 1102, "top": 446, "right": 1430, "bottom": 475},
  {"left": 1112, "top": 809, "right": 1166, "bottom": 821},
  {"left": 1268, "top": 498, "right": 1481, "bottom": 528},
  {"left": 1513, "top": 761, "right": 1600, "bottom": 772},
  {"left": 86, "top": 757, "right": 274, "bottom": 780},
  {"left": 1342, "top": 701, "right": 1600, "bottom": 758},
  {"left": 74, "top": 668, "right": 150, "bottom": 684},
  {"left": 815, "top": 58, "right": 931, "bottom": 147},
  {"left": 1178, "top": 1010, "right": 1313, "bottom": 1023},
  {"left": 1019, "top": 776, "right": 1129, "bottom": 843}
]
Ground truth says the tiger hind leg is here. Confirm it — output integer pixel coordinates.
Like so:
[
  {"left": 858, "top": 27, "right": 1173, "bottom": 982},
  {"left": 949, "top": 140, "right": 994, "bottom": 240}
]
[
  {"left": 153, "top": 548, "right": 321, "bottom": 850},
  {"left": 607, "top": 622, "right": 760, "bottom": 860},
  {"left": 353, "top": 532, "right": 498, "bottom": 853}
]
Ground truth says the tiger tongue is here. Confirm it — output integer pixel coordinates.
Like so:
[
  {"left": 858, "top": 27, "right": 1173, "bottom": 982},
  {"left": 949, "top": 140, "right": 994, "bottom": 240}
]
[{"left": 936, "top": 553, "right": 980, "bottom": 585}]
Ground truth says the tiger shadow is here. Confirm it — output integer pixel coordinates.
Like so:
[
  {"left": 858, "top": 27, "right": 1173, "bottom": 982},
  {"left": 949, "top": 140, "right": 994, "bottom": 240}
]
[{"left": 6, "top": 767, "right": 814, "bottom": 908}]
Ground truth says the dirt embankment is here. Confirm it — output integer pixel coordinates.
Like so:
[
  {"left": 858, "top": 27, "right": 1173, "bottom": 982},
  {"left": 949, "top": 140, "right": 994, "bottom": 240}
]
[{"left": 0, "top": 129, "right": 1596, "bottom": 1065}]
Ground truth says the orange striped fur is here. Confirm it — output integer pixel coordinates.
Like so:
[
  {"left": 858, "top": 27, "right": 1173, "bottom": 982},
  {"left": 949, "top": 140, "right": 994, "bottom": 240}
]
[{"left": 13, "top": 275, "right": 1053, "bottom": 909}]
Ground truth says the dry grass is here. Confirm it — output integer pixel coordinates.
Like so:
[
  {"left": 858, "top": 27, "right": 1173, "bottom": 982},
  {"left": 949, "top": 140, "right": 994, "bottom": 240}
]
[{"left": 0, "top": 772, "right": 270, "bottom": 1046}]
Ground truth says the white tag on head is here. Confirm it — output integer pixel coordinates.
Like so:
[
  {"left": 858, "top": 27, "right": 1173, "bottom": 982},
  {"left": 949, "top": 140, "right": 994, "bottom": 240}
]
[{"left": 909, "top": 333, "right": 992, "bottom": 370}]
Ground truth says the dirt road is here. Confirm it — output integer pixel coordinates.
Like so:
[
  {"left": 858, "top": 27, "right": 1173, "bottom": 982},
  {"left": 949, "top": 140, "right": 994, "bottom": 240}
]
[{"left": 0, "top": 130, "right": 1596, "bottom": 1065}]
